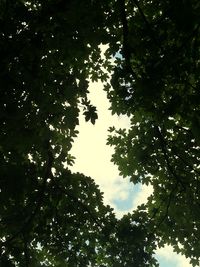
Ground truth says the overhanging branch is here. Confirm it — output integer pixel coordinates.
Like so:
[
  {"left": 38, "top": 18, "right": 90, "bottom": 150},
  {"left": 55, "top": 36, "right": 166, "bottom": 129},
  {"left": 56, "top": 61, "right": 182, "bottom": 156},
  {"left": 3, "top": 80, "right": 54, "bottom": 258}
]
[
  {"left": 118, "top": 0, "right": 136, "bottom": 77},
  {"left": 156, "top": 182, "right": 178, "bottom": 229},
  {"left": 50, "top": 176, "right": 106, "bottom": 230},
  {"left": 132, "top": 0, "right": 161, "bottom": 49},
  {"left": 154, "top": 125, "right": 186, "bottom": 190}
]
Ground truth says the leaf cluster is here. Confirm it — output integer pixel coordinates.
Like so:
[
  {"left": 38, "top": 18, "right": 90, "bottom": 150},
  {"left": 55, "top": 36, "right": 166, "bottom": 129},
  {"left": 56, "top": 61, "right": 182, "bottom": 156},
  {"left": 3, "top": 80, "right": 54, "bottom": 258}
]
[
  {"left": 107, "top": 0, "right": 200, "bottom": 265},
  {"left": 1, "top": 0, "right": 200, "bottom": 266}
]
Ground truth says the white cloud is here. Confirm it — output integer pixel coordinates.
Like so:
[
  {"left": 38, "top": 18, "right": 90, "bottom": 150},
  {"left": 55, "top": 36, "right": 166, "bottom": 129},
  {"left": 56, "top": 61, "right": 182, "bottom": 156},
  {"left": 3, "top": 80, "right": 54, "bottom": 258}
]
[
  {"left": 132, "top": 184, "right": 153, "bottom": 209},
  {"left": 110, "top": 184, "right": 153, "bottom": 219},
  {"left": 71, "top": 81, "right": 153, "bottom": 214},
  {"left": 70, "top": 80, "right": 193, "bottom": 267},
  {"left": 70, "top": 80, "right": 131, "bottom": 208}
]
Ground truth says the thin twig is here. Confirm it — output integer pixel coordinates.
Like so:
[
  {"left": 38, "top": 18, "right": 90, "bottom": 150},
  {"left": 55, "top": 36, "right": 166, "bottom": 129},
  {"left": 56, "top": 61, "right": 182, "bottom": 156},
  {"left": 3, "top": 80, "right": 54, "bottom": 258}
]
[
  {"left": 132, "top": 0, "right": 161, "bottom": 49},
  {"left": 154, "top": 125, "right": 186, "bottom": 190},
  {"left": 118, "top": 0, "right": 136, "bottom": 77},
  {"left": 171, "top": 147, "right": 200, "bottom": 176},
  {"left": 50, "top": 176, "right": 105, "bottom": 230},
  {"left": 23, "top": 234, "right": 29, "bottom": 267},
  {"left": 156, "top": 182, "right": 178, "bottom": 229}
]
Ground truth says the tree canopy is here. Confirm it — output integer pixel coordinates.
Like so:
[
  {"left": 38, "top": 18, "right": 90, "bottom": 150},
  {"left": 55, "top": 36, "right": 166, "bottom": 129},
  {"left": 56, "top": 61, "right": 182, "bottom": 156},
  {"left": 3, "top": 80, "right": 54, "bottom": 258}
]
[{"left": 0, "top": 0, "right": 200, "bottom": 266}]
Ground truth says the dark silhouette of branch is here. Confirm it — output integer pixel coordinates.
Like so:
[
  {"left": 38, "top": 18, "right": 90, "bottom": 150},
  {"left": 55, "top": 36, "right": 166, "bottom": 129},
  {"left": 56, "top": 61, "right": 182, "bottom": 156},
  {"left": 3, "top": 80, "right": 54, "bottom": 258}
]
[
  {"left": 178, "top": 23, "right": 200, "bottom": 53},
  {"left": 118, "top": 0, "right": 136, "bottom": 77},
  {"left": 50, "top": 176, "right": 105, "bottom": 231},
  {"left": 156, "top": 182, "right": 178, "bottom": 229},
  {"left": 23, "top": 234, "right": 29, "bottom": 267},
  {"left": 174, "top": 125, "right": 191, "bottom": 133},
  {"left": 118, "top": 0, "right": 130, "bottom": 59},
  {"left": 132, "top": 0, "right": 161, "bottom": 49},
  {"left": 151, "top": 6, "right": 173, "bottom": 28},
  {"left": 154, "top": 125, "right": 186, "bottom": 190},
  {"left": 171, "top": 147, "right": 200, "bottom": 176}
]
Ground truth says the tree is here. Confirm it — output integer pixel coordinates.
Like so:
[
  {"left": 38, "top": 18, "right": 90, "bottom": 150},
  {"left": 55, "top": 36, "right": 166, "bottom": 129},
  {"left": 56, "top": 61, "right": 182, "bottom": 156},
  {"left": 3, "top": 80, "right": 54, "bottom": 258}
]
[
  {"left": 106, "top": 0, "right": 200, "bottom": 265},
  {"left": 0, "top": 0, "right": 158, "bottom": 266},
  {"left": 1, "top": 0, "right": 200, "bottom": 266},
  {"left": 0, "top": 0, "right": 109, "bottom": 265}
]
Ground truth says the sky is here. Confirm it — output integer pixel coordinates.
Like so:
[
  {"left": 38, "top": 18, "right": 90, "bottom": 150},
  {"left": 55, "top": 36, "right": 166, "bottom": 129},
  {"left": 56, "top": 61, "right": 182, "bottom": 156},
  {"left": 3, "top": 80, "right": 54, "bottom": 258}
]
[{"left": 70, "top": 80, "right": 192, "bottom": 267}]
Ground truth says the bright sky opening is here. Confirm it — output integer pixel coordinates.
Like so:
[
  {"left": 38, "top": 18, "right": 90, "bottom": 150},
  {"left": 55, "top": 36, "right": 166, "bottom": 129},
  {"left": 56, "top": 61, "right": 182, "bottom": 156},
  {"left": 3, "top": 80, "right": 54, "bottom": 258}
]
[{"left": 70, "top": 80, "right": 192, "bottom": 267}]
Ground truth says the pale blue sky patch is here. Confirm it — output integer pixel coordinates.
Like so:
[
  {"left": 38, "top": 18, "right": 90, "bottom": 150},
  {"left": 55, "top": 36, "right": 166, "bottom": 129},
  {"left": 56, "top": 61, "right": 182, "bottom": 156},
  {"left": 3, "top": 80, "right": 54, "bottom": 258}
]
[
  {"left": 70, "top": 80, "right": 192, "bottom": 267},
  {"left": 112, "top": 182, "right": 140, "bottom": 211}
]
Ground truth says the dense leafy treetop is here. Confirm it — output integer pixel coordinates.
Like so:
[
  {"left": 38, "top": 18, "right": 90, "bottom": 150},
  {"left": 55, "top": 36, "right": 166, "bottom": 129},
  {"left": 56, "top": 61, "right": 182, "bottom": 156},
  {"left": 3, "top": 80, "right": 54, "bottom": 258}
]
[
  {"left": 0, "top": 0, "right": 112, "bottom": 266},
  {"left": 0, "top": 0, "right": 200, "bottom": 266},
  {"left": 106, "top": 0, "right": 200, "bottom": 265}
]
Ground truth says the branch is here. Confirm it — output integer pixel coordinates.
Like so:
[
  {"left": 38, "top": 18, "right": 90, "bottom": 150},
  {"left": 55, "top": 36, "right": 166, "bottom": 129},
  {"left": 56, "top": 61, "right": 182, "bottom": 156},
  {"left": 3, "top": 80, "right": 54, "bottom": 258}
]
[
  {"left": 118, "top": 0, "right": 136, "bottom": 77},
  {"left": 156, "top": 182, "right": 178, "bottom": 229},
  {"left": 171, "top": 147, "right": 200, "bottom": 176},
  {"left": 132, "top": 0, "right": 161, "bottom": 49},
  {"left": 154, "top": 125, "right": 186, "bottom": 190},
  {"left": 118, "top": 0, "right": 130, "bottom": 59},
  {"left": 50, "top": 177, "right": 105, "bottom": 231},
  {"left": 23, "top": 234, "right": 29, "bottom": 267},
  {"left": 174, "top": 125, "right": 191, "bottom": 133},
  {"left": 178, "top": 23, "right": 200, "bottom": 54}
]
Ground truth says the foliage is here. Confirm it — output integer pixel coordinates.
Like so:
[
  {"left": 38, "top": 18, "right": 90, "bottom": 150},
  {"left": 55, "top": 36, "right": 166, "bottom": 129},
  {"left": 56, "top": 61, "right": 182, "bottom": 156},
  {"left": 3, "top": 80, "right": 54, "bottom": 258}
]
[
  {"left": 106, "top": 0, "right": 200, "bottom": 265},
  {"left": 0, "top": 0, "right": 114, "bottom": 266},
  {"left": 1, "top": 0, "right": 200, "bottom": 266}
]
